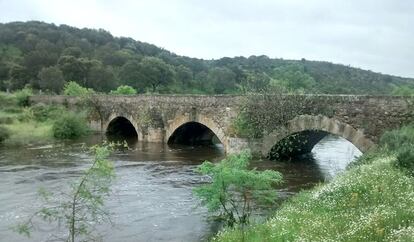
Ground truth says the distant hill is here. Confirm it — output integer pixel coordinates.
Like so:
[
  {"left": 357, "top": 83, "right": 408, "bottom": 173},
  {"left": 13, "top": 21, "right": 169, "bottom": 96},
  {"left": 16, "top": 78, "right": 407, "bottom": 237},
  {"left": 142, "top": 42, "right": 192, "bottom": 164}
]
[{"left": 0, "top": 21, "right": 412, "bottom": 94}]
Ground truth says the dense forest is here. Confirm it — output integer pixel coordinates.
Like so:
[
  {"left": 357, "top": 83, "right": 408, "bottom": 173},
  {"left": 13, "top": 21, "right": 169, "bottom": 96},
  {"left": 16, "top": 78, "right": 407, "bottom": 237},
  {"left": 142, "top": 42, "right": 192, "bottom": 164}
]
[{"left": 0, "top": 21, "right": 413, "bottom": 95}]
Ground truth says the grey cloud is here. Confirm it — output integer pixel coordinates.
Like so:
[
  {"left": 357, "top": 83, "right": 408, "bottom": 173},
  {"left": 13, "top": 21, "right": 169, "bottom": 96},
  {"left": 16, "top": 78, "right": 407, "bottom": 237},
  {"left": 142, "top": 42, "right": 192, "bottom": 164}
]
[{"left": 0, "top": 0, "right": 413, "bottom": 77}]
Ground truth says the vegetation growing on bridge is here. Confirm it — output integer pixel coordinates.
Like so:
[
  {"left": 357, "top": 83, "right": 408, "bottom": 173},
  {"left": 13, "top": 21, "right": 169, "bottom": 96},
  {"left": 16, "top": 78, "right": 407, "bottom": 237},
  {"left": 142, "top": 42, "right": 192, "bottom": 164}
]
[
  {"left": 1, "top": 21, "right": 413, "bottom": 95},
  {"left": 232, "top": 93, "right": 307, "bottom": 138},
  {"left": 214, "top": 125, "right": 414, "bottom": 242},
  {"left": 232, "top": 93, "right": 333, "bottom": 139}
]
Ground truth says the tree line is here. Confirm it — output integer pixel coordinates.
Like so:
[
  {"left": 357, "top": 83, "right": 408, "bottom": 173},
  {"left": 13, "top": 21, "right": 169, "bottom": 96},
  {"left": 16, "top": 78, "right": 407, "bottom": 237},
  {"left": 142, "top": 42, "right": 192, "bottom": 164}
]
[{"left": 0, "top": 21, "right": 413, "bottom": 95}]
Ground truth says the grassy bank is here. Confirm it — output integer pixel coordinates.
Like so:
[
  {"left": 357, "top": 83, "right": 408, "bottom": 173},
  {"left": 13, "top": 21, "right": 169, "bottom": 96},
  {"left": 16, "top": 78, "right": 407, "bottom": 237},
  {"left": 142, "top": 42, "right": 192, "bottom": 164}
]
[
  {"left": 0, "top": 91, "right": 89, "bottom": 146},
  {"left": 215, "top": 131, "right": 414, "bottom": 241},
  {"left": 215, "top": 154, "right": 414, "bottom": 241},
  {"left": 3, "top": 120, "right": 53, "bottom": 146}
]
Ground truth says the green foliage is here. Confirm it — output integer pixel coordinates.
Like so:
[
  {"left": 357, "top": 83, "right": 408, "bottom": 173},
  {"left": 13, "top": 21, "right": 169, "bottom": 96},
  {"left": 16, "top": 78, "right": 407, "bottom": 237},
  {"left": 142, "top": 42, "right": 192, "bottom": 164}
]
[
  {"left": 392, "top": 85, "right": 414, "bottom": 96},
  {"left": 380, "top": 124, "right": 414, "bottom": 175},
  {"left": 37, "top": 66, "right": 65, "bottom": 93},
  {"left": 0, "top": 91, "right": 67, "bottom": 146},
  {"left": 30, "top": 103, "right": 66, "bottom": 122},
  {"left": 0, "top": 92, "right": 16, "bottom": 108},
  {"left": 110, "top": 85, "right": 137, "bottom": 95},
  {"left": 395, "top": 145, "right": 414, "bottom": 176},
  {"left": 194, "top": 151, "right": 282, "bottom": 227},
  {"left": 1, "top": 21, "right": 412, "bottom": 95},
  {"left": 63, "top": 81, "right": 94, "bottom": 96},
  {"left": 138, "top": 56, "right": 175, "bottom": 92},
  {"left": 270, "top": 63, "right": 316, "bottom": 92},
  {"left": 232, "top": 93, "right": 310, "bottom": 138},
  {"left": 14, "top": 144, "right": 115, "bottom": 242},
  {"left": 215, "top": 155, "right": 414, "bottom": 242},
  {"left": 380, "top": 125, "right": 414, "bottom": 150},
  {"left": 52, "top": 111, "right": 89, "bottom": 139},
  {"left": 0, "top": 125, "right": 10, "bottom": 143},
  {"left": 13, "top": 87, "right": 32, "bottom": 107},
  {"left": 232, "top": 112, "right": 260, "bottom": 138}
]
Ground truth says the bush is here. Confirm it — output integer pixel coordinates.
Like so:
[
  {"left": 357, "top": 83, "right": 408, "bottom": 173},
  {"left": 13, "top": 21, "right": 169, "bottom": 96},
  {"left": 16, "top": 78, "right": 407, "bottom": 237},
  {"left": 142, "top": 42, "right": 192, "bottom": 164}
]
[
  {"left": 52, "top": 112, "right": 89, "bottom": 139},
  {"left": 0, "top": 92, "right": 16, "bottom": 108},
  {"left": 380, "top": 124, "right": 414, "bottom": 150},
  {"left": 232, "top": 112, "right": 260, "bottom": 138},
  {"left": 110, "top": 85, "right": 137, "bottom": 95},
  {"left": 380, "top": 124, "right": 414, "bottom": 176},
  {"left": 0, "top": 125, "right": 10, "bottom": 143},
  {"left": 194, "top": 151, "right": 282, "bottom": 227},
  {"left": 63, "top": 81, "right": 94, "bottom": 96},
  {"left": 14, "top": 88, "right": 33, "bottom": 107},
  {"left": 31, "top": 104, "right": 66, "bottom": 122},
  {"left": 395, "top": 145, "right": 414, "bottom": 176}
]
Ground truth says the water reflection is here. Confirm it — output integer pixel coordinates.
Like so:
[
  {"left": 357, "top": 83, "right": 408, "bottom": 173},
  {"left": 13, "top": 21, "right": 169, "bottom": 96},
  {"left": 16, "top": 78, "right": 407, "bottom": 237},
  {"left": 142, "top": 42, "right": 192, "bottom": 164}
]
[{"left": 0, "top": 134, "right": 361, "bottom": 242}]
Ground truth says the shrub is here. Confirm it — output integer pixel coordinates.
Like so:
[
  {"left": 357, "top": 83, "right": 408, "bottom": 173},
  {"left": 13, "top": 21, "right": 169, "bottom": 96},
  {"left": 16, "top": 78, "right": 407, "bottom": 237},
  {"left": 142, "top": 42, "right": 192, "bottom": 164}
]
[
  {"left": 379, "top": 124, "right": 414, "bottom": 150},
  {"left": 194, "top": 151, "right": 282, "bottom": 227},
  {"left": 17, "top": 108, "right": 34, "bottom": 122},
  {"left": 31, "top": 104, "right": 66, "bottom": 122},
  {"left": 110, "top": 85, "right": 137, "bottom": 95},
  {"left": 52, "top": 112, "right": 89, "bottom": 139},
  {"left": 15, "top": 144, "right": 115, "bottom": 241},
  {"left": 14, "top": 87, "right": 33, "bottom": 107},
  {"left": 63, "top": 81, "right": 94, "bottom": 96},
  {"left": 0, "top": 116, "right": 13, "bottom": 124},
  {"left": 395, "top": 145, "right": 414, "bottom": 176},
  {"left": 0, "top": 125, "right": 10, "bottom": 143},
  {"left": 232, "top": 112, "right": 260, "bottom": 138},
  {"left": 0, "top": 92, "right": 16, "bottom": 108},
  {"left": 379, "top": 124, "right": 414, "bottom": 176}
]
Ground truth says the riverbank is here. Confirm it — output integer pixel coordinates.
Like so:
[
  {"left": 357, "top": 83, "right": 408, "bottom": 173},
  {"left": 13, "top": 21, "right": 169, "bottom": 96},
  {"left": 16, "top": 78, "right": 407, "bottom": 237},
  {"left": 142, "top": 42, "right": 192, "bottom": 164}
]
[
  {"left": 214, "top": 148, "right": 414, "bottom": 241},
  {"left": 0, "top": 91, "right": 89, "bottom": 146}
]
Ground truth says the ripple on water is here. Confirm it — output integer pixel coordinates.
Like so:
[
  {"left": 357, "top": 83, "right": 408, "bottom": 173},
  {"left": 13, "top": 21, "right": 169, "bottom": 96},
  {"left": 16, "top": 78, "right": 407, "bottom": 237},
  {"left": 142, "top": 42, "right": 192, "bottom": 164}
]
[{"left": 0, "top": 135, "right": 361, "bottom": 242}]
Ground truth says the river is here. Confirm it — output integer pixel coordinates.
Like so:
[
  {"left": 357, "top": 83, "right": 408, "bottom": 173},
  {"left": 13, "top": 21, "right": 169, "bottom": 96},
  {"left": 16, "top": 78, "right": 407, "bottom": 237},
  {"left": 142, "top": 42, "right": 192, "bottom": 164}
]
[{"left": 0, "top": 134, "right": 361, "bottom": 242}]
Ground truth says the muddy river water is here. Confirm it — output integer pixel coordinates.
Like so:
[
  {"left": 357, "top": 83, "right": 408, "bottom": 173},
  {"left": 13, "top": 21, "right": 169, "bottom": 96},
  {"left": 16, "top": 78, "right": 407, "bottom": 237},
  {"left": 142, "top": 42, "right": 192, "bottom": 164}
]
[{"left": 0, "top": 134, "right": 361, "bottom": 242}]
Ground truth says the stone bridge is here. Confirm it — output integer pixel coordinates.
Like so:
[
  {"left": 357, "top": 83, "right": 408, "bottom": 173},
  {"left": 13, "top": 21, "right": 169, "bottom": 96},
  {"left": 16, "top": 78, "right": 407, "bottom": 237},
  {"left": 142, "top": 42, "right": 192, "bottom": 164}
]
[{"left": 30, "top": 95, "right": 414, "bottom": 158}]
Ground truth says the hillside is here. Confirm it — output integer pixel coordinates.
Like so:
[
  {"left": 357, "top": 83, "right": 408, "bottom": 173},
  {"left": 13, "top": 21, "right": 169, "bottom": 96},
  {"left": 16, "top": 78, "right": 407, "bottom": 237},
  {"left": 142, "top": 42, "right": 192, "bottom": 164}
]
[{"left": 0, "top": 21, "right": 412, "bottom": 94}]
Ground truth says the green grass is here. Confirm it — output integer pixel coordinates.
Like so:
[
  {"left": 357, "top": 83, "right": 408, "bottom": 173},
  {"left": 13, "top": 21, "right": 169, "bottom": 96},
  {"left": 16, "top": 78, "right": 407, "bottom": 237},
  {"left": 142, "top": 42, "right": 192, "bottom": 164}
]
[
  {"left": 0, "top": 91, "right": 90, "bottom": 146},
  {"left": 215, "top": 154, "right": 414, "bottom": 242},
  {"left": 4, "top": 120, "right": 53, "bottom": 146}
]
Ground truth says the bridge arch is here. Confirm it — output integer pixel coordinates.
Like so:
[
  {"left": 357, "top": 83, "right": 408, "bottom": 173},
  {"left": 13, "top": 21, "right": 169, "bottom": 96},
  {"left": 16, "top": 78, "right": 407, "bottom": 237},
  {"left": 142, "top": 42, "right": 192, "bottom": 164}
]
[
  {"left": 105, "top": 115, "right": 138, "bottom": 140},
  {"left": 262, "top": 115, "right": 374, "bottom": 158},
  {"left": 166, "top": 114, "right": 227, "bottom": 147}
]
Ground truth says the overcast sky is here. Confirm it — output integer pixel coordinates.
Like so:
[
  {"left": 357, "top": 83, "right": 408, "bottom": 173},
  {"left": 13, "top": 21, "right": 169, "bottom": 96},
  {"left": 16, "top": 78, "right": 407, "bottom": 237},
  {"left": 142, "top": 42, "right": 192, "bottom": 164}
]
[{"left": 0, "top": 0, "right": 413, "bottom": 77}]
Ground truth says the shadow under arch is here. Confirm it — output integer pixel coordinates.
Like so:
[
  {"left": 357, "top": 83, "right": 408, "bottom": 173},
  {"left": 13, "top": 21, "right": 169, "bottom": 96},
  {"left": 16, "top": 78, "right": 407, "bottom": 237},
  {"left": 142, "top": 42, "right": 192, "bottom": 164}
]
[
  {"left": 106, "top": 116, "right": 138, "bottom": 142},
  {"left": 166, "top": 114, "right": 227, "bottom": 147},
  {"left": 263, "top": 115, "right": 374, "bottom": 159},
  {"left": 167, "top": 121, "right": 222, "bottom": 146}
]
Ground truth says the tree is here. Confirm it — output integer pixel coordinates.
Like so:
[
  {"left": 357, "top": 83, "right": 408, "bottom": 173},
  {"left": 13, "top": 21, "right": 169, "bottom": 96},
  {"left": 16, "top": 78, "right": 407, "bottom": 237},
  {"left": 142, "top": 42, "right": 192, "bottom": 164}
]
[
  {"left": 271, "top": 64, "right": 316, "bottom": 92},
  {"left": 37, "top": 66, "right": 65, "bottom": 93},
  {"left": 119, "top": 59, "right": 145, "bottom": 91},
  {"left": 85, "top": 60, "right": 116, "bottom": 92},
  {"left": 139, "top": 56, "right": 175, "bottom": 92},
  {"left": 207, "top": 67, "right": 237, "bottom": 94},
  {"left": 15, "top": 144, "right": 115, "bottom": 242},
  {"left": 62, "top": 47, "right": 82, "bottom": 58},
  {"left": 243, "top": 71, "right": 271, "bottom": 93},
  {"left": 110, "top": 85, "right": 137, "bottom": 95},
  {"left": 194, "top": 151, "right": 282, "bottom": 228},
  {"left": 58, "top": 55, "right": 88, "bottom": 83},
  {"left": 9, "top": 64, "right": 30, "bottom": 90},
  {"left": 176, "top": 65, "right": 193, "bottom": 85},
  {"left": 63, "top": 81, "right": 94, "bottom": 96},
  {"left": 392, "top": 85, "right": 414, "bottom": 96},
  {"left": 23, "top": 50, "right": 58, "bottom": 77}
]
